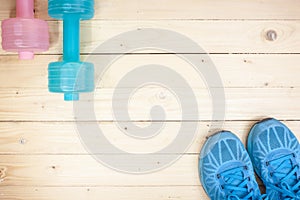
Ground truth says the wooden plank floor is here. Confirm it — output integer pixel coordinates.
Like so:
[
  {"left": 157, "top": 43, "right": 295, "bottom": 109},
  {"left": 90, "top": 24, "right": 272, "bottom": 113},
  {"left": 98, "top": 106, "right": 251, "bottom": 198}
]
[{"left": 0, "top": 0, "right": 300, "bottom": 199}]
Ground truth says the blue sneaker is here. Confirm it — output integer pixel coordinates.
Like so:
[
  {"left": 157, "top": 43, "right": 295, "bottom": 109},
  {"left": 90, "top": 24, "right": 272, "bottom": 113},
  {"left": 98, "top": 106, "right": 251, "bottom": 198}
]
[
  {"left": 199, "top": 131, "right": 261, "bottom": 200},
  {"left": 247, "top": 118, "right": 300, "bottom": 199}
]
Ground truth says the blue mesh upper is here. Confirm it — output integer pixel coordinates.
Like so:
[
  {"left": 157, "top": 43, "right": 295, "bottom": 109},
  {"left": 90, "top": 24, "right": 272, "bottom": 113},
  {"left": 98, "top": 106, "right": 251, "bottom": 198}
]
[
  {"left": 247, "top": 118, "right": 300, "bottom": 200},
  {"left": 199, "top": 131, "right": 261, "bottom": 200}
]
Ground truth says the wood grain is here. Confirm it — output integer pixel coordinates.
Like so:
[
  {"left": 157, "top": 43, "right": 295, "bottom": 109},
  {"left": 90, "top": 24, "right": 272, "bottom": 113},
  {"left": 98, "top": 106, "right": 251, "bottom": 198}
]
[
  {"left": 0, "top": 88, "right": 299, "bottom": 121},
  {"left": 1, "top": 21, "right": 300, "bottom": 54},
  {"left": 0, "top": 153, "right": 259, "bottom": 186},
  {"left": 1, "top": 0, "right": 300, "bottom": 20},
  {"left": 0, "top": 121, "right": 299, "bottom": 155},
  {"left": 0, "top": 186, "right": 207, "bottom": 200},
  {"left": 0, "top": 154, "right": 197, "bottom": 186},
  {"left": 0, "top": 54, "right": 300, "bottom": 88}
]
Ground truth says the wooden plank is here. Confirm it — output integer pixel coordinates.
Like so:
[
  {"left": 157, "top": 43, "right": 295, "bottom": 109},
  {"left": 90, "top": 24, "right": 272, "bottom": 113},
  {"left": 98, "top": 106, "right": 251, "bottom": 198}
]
[
  {"left": 0, "top": 186, "right": 207, "bottom": 200},
  {"left": 1, "top": 20, "right": 300, "bottom": 54},
  {"left": 1, "top": 0, "right": 300, "bottom": 20},
  {"left": 0, "top": 154, "right": 196, "bottom": 186},
  {"left": 0, "top": 121, "right": 299, "bottom": 155},
  {"left": 0, "top": 88, "right": 299, "bottom": 121},
  {"left": 1, "top": 54, "right": 300, "bottom": 89},
  {"left": 0, "top": 153, "right": 266, "bottom": 187},
  {"left": 0, "top": 154, "right": 248, "bottom": 186}
]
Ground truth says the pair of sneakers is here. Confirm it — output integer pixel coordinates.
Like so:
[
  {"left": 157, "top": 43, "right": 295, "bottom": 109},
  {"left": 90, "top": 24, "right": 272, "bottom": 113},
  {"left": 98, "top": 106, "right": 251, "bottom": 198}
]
[{"left": 199, "top": 118, "right": 300, "bottom": 200}]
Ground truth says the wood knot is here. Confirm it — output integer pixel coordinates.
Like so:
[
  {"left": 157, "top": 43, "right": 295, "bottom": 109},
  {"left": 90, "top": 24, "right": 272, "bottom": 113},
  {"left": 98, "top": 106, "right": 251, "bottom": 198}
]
[
  {"left": 265, "top": 30, "right": 277, "bottom": 41},
  {"left": 0, "top": 167, "right": 7, "bottom": 181}
]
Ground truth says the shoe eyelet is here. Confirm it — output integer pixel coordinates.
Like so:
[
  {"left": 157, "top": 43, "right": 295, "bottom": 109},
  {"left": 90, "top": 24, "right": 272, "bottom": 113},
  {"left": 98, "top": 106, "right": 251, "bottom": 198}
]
[
  {"left": 244, "top": 166, "right": 248, "bottom": 170},
  {"left": 247, "top": 177, "right": 251, "bottom": 181},
  {"left": 266, "top": 161, "right": 269, "bottom": 166},
  {"left": 270, "top": 172, "right": 273, "bottom": 177},
  {"left": 217, "top": 174, "right": 221, "bottom": 179}
]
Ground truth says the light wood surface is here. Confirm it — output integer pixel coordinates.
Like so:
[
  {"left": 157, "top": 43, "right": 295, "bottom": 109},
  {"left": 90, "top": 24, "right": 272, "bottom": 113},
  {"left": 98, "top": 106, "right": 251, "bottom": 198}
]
[
  {"left": 2, "top": 0, "right": 300, "bottom": 20},
  {"left": 1, "top": 54, "right": 300, "bottom": 88},
  {"left": 0, "top": 121, "right": 300, "bottom": 154},
  {"left": 0, "top": 0, "right": 299, "bottom": 199},
  {"left": 1, "top": 20, "right": 300, "bottom": 54},
  {"left": 0, "top": 88, "right": 300, "bottom": 121},
  {"left": 0, "top": 186, "right": 206, "bottom": 200}
]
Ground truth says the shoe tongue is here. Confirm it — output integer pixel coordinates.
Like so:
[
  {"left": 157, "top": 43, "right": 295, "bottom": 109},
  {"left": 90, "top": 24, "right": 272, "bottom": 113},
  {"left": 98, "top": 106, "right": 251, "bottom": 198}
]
[
  {"left": 272, "top": 157, "right": 297, "bottom": 188},
  {"left": 224, "top": 169, "right": 250, "bottom": 199}
]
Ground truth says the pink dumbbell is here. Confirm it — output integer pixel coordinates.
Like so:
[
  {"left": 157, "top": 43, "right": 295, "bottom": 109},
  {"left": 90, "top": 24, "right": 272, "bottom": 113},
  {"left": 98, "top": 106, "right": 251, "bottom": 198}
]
[{"left": 1, "top": 0, "right": 49, "bottom": 60}]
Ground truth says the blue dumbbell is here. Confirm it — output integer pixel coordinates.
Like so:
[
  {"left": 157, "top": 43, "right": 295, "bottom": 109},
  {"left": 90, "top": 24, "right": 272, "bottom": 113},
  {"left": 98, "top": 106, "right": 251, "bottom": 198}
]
[{"left": 48, "top": 0, "right": 95, "bottom": 101}]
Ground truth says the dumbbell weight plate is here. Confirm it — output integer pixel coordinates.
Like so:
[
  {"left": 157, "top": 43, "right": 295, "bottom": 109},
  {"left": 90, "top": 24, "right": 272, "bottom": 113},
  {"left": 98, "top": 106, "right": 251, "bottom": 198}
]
[
  {"left": 48, "top": 61, "right": 95, "bottom": 94},
  {"left": 48, "top": 0, "right": 94, "bottom": 20},
  {"left": 1, "top": 18, "right": 49, "bottom": 53}
]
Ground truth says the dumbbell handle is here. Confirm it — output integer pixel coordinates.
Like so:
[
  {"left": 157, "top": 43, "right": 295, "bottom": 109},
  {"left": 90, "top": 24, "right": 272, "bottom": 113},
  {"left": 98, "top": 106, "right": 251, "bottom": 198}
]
[
  {"left": 16, "top": 0, "right": 34, "bottom": 19},
  {"left": 16, "top": 0, "right": 35, "bottom": 59},
  {"left": 63, "top": 15, "right": 80, "bottom": 62}
]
